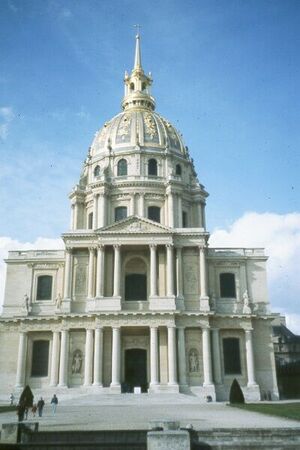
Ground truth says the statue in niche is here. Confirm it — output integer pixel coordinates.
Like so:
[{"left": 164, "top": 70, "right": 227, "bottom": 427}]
[
  {"left": 55, "top": 293, "right": 62, "bottom": 309},
  {"left": 72, "top": 350, "right": 82, "bottom": 374},
  {"left": 242, "top": 290, "right": 252, "bottom": 314},
  {"left": 23, "top": 294, "right": 30, "bottom": 313},
  {"left": 189, "top": 348, "right": 199, "bottom": 373}
]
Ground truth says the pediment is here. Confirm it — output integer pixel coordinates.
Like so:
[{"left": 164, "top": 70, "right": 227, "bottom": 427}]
[{"left": 98, "top": 216, "right": 172, "bottom": 234}]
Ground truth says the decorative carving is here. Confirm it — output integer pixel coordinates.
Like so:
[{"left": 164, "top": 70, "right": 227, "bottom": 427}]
[
  {"left": 189, "top": 348, "right": 199, "bottom": 373},
  {"left": 184, "top": 263, "right": 197, "bottom": 294},
  {"left": 71, "top": 349, "right": 83, "bottom": 374},
  {"left": 144, "top": 113, "right": 157, "bottom": 139},
  {"left": 117, "top": 114, "right": 131, "bottom": 140}
]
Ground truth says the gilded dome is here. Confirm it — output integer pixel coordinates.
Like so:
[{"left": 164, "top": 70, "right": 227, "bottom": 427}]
[{"left": 90, "top": 110, "right": 187, "bottom": 156}]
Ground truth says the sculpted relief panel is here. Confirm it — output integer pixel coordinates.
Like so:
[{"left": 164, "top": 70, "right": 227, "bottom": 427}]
[
  {"left": 73, "top": 255, "right": 88, "bottom": 298},
  {"left": 183, "top": 253, "right": 198, "bottom": 296}
]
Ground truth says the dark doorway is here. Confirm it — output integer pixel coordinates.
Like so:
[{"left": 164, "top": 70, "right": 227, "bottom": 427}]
[
  {"left": 124, "top": 349, "right": 148, "bottom": 393},
  {"left": 125, "top": 274, "right": 147, "bottom": 301}
]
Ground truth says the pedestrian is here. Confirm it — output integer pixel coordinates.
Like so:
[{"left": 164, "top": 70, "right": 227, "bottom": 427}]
[
  {"left": 9, "top": 393, "right": 15, "bottom": 406},
  {"left": 32, "top": 404, "right": 37, "bottom": 417},
  {"left": 17, "top": 402, "right": 25, "bottom": 422},
  {"left": 50, "top": 394, "right": 58, "bottom": 415},
  {"left": 37, "top": 397, "right": 45, "bottom": 417},
  {"left": 24, "top": 406, "right": 29, "bottom": 420}
]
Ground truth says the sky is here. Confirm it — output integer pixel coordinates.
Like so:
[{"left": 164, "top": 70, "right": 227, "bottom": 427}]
[{"left": 0, "top": 0, "right": 299, "bottom": 331}]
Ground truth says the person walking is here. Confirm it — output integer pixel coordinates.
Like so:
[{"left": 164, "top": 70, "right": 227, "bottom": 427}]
[
  {"left": 37, "top": 397, "right": 45, "bottom": 417},
  {"left": 9, "top": 393, "right": 15, "bottom": 406},
  {"left": 50, "top": 394, "right": 58, "bottom": 415}
]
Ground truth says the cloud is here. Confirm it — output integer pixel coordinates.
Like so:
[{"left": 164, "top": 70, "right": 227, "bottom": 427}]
[
  {"left": 0, "top": 106, "right": 15, "bottom": 140},
  {"left": 210, "top": 212, "right": 300, "bottom": 334},
  {"left": 0, "top": 237, "right": 64, "bottom": 311}
]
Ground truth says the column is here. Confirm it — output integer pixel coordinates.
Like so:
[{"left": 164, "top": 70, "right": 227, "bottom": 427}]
[
  {"left": 70, "top": 204, "right": 75, "bottom": 230},
  {"left": 96, "top": 245, "right": 105, "bottom": 297},
  {"left": 168, "top": 192, "right": 174, "bottom": 228},
  {"left": 199, "top": 246, "right": 208, "bottom": 298},
  {"left": 15, "top": 332, "right": 28, "bottom": 388},
  {"left": 196, "top": 202, "right": 202, "bottom": 227},
  {"left": 63, "top": 248, "right": 72, "bottom": 299},
  {"left": 93, "top": 194, "right": 98, "bottom": 229},
  {"left": 93, "top": 327, "right": 104, "bottom": 386},
  {"left": 211, "top": 328, "right": 222, "bottom": 384},
  {"left": 166, "top": 244, "right": 174, "bottom": 296},
  {"left": 88, "top": 247, "right": 96, "bottom": 298},
  {"left": 50, "top": 331, "right": 60, "bottom": 387},
  {"left": 98, "top": 194, "right": 105, "bottom": 228},
  {"left": 111, "top": 327, "right": 121, "bottom": 387},
  {"left": 149, "top": 244, "right": 157, "bottom": 297},
  {"left": 177, "top": 195, "right": 183, "bottom": 228},
  {"left": 73, "top": 202, "right": 78, "bottom": 230},
  {"left": 176, "top": 247, "right": 183, "bottom": 297},
  {"left": 58, "top": 330, "right": 69, "bottom": 387},
  {"left": 130, "top": 193, "right": 135, "bottom": 216},
  {"left": 113, "top": 245, "right": 121, "bottom": 297},
  {"left": 202, "top": 327, "right": 213, "bottom": 386},
  {"left": 177, "top": 327, "right": 187, "bottom": 385},
  {"left": 245, "top": 329, "right": 256, "bottom": 386},
  {"left": 84, "top": 329, "right": 94, "bottom": 386},
  {"left": 201, "top": 203, "right": 206, "bottom": 229},
  {"left": 168, "top": 326, "right": 178, "bottom": 385},
  {"left": 150, "top": 327, "right": 159, "bottom": 386},
  {"left": 139, "top": 193, "right": 145, "bottom": 217}
]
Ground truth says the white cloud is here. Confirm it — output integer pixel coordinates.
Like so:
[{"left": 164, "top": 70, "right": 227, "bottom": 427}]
[
  {"left": 0, "top": 106, "right": 15, "bottom": 140},
  {"left": 210, "top": 212, "right": 300, "bottom": 334},
  {"left": 0, "top": 237, "right": 64, "bottom": 311}
]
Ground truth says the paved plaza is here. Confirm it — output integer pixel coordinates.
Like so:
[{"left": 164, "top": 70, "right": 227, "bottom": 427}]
[{"left": 1, "top": 393, "right": 300, "bottom": 432}]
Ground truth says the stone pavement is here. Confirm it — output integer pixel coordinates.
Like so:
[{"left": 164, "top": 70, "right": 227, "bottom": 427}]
[{"left": 1, "top": 393, "right": 300, "bottom": 432}]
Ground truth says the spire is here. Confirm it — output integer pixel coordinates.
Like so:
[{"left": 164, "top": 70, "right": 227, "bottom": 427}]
[
  {"left": 134, "top": 33, "right": 142, "bottom": 70},
  {"left": 122, "top": 30, "right": 155, "bottom": 111}
]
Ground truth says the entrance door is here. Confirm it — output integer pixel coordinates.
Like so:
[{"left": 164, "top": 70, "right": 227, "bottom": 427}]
[{"left": 124, "top": 349, "right": 147, "bottom": 393}]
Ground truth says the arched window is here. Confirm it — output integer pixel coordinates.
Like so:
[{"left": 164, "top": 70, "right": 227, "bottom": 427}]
[
  {"left": 220, "top": 273, "right": 236, "bottom": 298},
  {"left": 125, "top": 257, "right": 147, "bottom": 301},
  {"left": 117, "top": 159, "right": 127, "bottom": 176},
  {"left": 223, "top": 338, "right": 241, "bottom": 374},
  {"left": 182, "top": 211, "right": 188, "bottom": 228},
  {"left": 31, "top": 340, "right": 50, "bottom": 377},
  {"left": 130, "top": 82, "right": 135, "bottom": 91},
  {"left": 148, "top": 206, "right": 160, "bottom": 223},
  {"left": 115, "top": 206, "right": 127, "bottom": 222},
  {"left": 176, "top": 164, "right": 182, "bottom": 176},
  {"left": 88, "top": 212, "right": 93, "bottom": 229},
  {"left": 94, "top": 165, "right": 100, "bottom": 177},
  {"left": 148, "top": 159, "right": 158, "bottom": 176},
  {"left": 36, "top": 275, "right": 52, "bottom": 301}
]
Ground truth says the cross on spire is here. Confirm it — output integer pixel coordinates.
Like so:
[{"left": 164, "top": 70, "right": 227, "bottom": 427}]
[{"left": 133, "top": 24, "right": 141, "bottom": 37}]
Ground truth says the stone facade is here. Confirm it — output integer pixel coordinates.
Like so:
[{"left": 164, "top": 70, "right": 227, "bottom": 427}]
[{"left": 0, "top": 35, "right": 279, "bottom": 401}]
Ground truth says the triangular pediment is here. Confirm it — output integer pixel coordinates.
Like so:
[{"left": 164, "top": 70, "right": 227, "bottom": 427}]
[{"left": 97, "top": 216, "right": 172, "bottom": 234}]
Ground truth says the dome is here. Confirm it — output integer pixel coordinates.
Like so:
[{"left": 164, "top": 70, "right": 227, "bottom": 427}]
[{"left": 90, "top": 110, "right": 188, "bottom": 157}]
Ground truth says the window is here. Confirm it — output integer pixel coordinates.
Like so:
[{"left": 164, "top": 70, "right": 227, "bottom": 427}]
[
  {"left": 117, "top": 159, "right": 127, "bottom": 176},
  {"left": 115, "top": 206, "right": 127, "bottom": 222},
  {"left": 31, "top": 340, "right": 49, "bottom": 377},
  {"left": 130, "top": 82, "right": 135, "bottom": 91},
  {"left": 36, "top": 275, "right": 52, "bottom": 301},
  {"left": 88, "top": 212, "right": 93, "bottom": 229},
  {"left": 148, "top": 159, "right": 158, "bottom": 176},
  {"left": 220, "top": 273, "right": 236, "bottom": 298},
  {"left": 125, "top": 274, "right": 147, "bottom": 301},
  {"left": 182, "top": 211, "right": 188, "bottom": 228},
  {"left": 176, "top": 164, "right": 182, "bottom": 176},
  {"left": 94, "top": 165, "right": 100, "bottom": 177},
  {"left": 148, "top": 206, "right": 160, "bottom": 223},
  {"left": 223, "top": 338, "right": 241, "bottom": 374}
]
